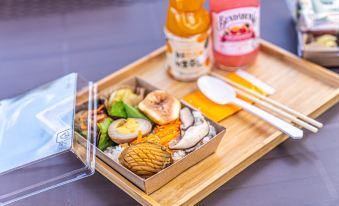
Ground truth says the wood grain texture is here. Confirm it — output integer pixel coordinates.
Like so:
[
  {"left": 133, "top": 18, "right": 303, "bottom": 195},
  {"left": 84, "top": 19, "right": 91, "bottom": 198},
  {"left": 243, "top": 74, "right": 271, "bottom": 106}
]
[{"left": 92, "top": 40, "right": 339, "bottom": 206}]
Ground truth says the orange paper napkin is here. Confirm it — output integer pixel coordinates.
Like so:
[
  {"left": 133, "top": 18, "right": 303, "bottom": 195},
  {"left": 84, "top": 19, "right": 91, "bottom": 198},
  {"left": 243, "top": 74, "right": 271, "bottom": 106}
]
[{"left": 183, "top": 73, "right": 266, "bottom": 122}]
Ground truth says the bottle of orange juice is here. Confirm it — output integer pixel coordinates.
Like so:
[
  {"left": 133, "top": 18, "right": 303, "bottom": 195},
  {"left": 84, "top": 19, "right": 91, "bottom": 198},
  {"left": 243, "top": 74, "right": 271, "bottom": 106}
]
[{"left": 165, "top": 0, "right": 211, "bottom": 81}]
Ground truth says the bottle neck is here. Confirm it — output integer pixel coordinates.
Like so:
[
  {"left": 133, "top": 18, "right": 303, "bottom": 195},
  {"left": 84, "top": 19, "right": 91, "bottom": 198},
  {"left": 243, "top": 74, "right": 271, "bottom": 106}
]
[{"left": 169, "top": 0, "right": 205, "bottom": 12}]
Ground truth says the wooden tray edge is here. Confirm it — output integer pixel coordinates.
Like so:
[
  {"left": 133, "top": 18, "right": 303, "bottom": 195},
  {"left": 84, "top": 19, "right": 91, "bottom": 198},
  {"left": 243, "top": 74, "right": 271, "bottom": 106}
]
[
  {"left": 96, "top": 158, "right": 161, "bottom": 206},
  {"left": 260, "top": 40, "right": 339, "bottom": 86}
]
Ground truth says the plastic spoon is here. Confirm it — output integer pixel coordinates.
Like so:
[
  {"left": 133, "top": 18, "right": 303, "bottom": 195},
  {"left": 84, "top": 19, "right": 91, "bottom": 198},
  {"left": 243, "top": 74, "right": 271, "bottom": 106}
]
[{"left": 197, "top": 75, "right": 303, "bottom": 139}]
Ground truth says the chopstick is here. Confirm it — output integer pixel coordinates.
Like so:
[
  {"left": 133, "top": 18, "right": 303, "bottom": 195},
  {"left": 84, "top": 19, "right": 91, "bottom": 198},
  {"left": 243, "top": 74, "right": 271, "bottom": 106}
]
[
  {"left": 235, "top": 88, "right": 318, "bottom": 133},
  {"left": 210, "top": 72, "right": 323, "bottom": 130}
]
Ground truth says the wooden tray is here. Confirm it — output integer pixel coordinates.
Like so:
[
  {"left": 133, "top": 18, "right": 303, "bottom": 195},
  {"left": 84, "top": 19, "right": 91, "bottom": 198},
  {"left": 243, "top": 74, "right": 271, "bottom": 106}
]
[{"left": 93, "top": 40, "right": 339, "bottom": 206}]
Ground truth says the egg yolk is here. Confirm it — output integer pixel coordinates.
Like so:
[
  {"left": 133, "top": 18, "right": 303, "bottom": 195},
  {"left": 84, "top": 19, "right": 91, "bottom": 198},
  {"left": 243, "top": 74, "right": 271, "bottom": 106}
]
[{"left": 115, "top": 118, "right": 139, "bottom": 134}]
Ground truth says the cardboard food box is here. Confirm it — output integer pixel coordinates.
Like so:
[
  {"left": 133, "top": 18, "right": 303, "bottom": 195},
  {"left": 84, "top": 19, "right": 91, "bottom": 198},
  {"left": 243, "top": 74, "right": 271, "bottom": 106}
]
[
  {"left": 297, "top": 31, "right": 339, "bottom": 67},
  {"left": 76, "top": 77, "right": 226, "bottom": 194},
  {"left": 285, "top": 0, "right": 339, "bottom": 67}
]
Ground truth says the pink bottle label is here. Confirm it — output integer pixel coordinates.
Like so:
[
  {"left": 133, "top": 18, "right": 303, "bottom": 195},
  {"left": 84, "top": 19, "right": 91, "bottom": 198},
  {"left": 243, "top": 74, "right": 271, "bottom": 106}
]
[{"left": 212, "top": 7, "right": 260, "bottom": 55}]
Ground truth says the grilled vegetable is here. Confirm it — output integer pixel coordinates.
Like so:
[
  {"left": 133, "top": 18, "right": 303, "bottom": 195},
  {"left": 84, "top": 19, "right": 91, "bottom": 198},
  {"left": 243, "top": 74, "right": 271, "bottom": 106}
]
[
  {"left": 106, "top": 86, "right": 145, "bottom": 110},
  {"left": 170, "top": 111, "right": 209, "bottom": 150},
  {"left": 75, "top": 99, "right": 108, "bottom": 142},
  {"left": 138, "top": 90, "right": 181, "bottom": 125}
]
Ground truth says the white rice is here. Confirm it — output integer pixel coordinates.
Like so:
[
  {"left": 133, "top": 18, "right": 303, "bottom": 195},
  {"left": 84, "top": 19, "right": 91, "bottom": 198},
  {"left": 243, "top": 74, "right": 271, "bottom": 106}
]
[
  {"left": 172, "top": 150, "right": 186, "bottom": 161},
  {"left": 104, "top": 145, "right": 125, "bottom": 162},
  {"left": 208, "top": 122, "right": 217, "bottom": 137}
]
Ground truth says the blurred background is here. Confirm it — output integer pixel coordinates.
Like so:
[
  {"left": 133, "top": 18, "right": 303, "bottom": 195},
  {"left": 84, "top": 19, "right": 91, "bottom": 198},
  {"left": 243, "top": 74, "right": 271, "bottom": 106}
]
[{"left": 0, "top": 0, "right": 297, "bottom": 99}]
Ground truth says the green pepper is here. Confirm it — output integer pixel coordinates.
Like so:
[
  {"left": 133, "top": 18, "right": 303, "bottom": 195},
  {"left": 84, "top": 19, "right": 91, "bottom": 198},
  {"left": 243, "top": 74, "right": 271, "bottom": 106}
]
[
  {"left": 97, "top": 117, "right": 115, "bottom": 151},
  {"left": 108, "top": 100, "right": 151, "bottom": 122},
  {"left": 123, "top": 102, "right": 150, "bottom": 121},
  {"left": 108, "top": 100, "right": 127, "bottom": 118}
]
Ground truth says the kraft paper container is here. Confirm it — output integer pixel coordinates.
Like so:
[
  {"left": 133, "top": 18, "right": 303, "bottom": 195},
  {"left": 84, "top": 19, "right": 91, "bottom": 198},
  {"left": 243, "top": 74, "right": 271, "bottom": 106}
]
[{"left": 78, "top": 77, "right": 226, "bottom": 194}]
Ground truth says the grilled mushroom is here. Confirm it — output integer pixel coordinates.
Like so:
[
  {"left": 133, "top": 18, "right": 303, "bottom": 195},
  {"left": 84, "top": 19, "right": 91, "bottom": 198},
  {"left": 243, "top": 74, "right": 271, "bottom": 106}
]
[
  {"left": 170, "top": 111, "right": 209, "bottom": 150},
  {"left": 180, "top": 107, "right": 194, "bottom": 130}
]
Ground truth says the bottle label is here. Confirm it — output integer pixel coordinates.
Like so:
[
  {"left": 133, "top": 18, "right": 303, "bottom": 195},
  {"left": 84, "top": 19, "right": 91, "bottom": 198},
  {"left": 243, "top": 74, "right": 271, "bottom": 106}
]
[
  {"left": 212, "top": 7, "right": 260, "bottom": 55},
  {"left": 164, "top": 28, "right": 212, "bottom": 81}
]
